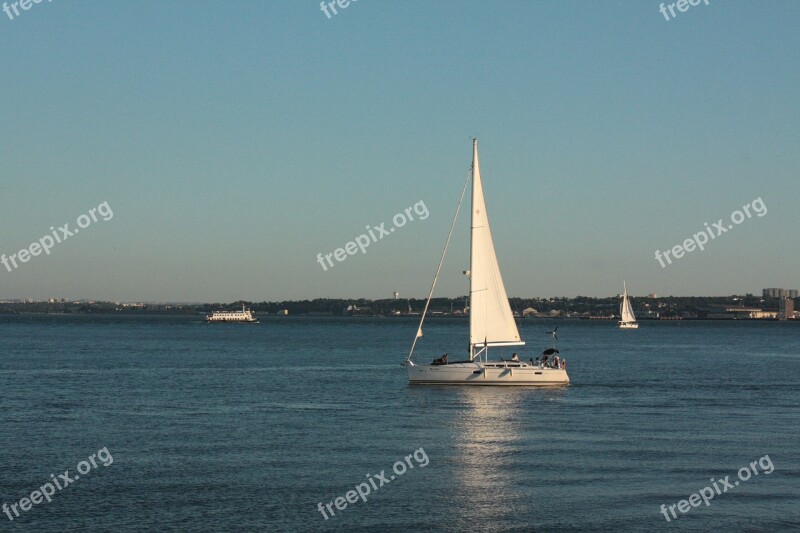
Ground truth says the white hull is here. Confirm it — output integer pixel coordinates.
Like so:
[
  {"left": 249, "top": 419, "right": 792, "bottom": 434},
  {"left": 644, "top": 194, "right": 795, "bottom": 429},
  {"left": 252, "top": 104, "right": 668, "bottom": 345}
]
[
  {"left": 618, "top": 321, "right": 639, "bottom": 329},
  {"left": 407, "top": 361, "right": 569, "bottom": 386}
]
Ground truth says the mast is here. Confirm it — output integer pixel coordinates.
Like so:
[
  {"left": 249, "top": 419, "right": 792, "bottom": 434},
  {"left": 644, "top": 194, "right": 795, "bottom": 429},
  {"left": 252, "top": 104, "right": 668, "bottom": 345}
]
[{"left": 468, "top": 140, "right": 475, "bottom": 359}]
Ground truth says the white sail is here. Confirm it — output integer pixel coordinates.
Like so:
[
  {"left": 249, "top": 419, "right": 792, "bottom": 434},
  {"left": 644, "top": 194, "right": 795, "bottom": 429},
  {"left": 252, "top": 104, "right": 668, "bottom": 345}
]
[
  {"left": 469, "top": 140, "right": 524, "bottom": 349},
  {"left": 620, "top": 282, "right": 636, "bottom": 323}
]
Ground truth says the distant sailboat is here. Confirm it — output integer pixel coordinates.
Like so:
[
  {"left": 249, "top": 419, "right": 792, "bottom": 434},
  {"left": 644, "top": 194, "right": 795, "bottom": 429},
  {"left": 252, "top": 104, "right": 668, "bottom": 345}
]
[
  {"left": 404, "top": 140, "right": 569, "bottom": 385},
  {"left": 618, "top": 282, "right": 639, "bottom": 329}
]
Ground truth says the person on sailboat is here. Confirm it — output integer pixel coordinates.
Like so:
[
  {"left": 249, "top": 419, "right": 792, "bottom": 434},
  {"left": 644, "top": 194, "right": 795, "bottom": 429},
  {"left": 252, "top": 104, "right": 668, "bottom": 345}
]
[{"left": 553, "top": 355, "right": 560, "bottom": 368}]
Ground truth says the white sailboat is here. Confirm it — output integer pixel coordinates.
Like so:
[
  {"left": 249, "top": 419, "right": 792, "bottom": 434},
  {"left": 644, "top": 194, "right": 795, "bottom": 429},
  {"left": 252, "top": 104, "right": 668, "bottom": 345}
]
[
  {"left": 618, "top": 281, "right": 639, "bottom": 329},
  {"left": 405, "top": 140, "right": 570, "bottom": 385}
]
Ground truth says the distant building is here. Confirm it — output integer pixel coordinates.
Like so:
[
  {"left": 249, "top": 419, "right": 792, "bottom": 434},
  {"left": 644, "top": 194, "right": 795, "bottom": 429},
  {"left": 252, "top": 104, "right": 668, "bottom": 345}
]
[
  {"left": 750, "top": 310, "right": 777, "bottom": 319},
  {"left": 522, "top": 307, "right": 537, "bottom": 317},
  {"left": 648, "top": 293, "right": 658, "bottom": 298},
  {"left": 277, "top": 309, "right": 289, "bottom": 315},
  {"left": 779, "top": 298, "right": 794, "bottom": 320},
  {"left": 345, "top": 305, "right": 370, "bottom": 315},
  {"left": 700, "top": 307, "right": 777, "bottom": 319},
  {"left": 763, "top": 288, "right": 798, "bottom": 299}
]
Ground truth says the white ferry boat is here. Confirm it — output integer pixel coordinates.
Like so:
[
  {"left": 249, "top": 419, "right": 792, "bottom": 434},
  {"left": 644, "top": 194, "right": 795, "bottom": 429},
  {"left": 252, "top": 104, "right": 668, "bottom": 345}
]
[{"left": 205, "top": 305, "right": 259, "bottom": 323}]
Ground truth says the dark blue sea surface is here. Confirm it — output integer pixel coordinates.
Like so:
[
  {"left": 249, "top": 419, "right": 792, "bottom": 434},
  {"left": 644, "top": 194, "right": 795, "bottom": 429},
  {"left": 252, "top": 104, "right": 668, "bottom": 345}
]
[{"left": 1, "top": 315, "right": 799, "bottom": 532}]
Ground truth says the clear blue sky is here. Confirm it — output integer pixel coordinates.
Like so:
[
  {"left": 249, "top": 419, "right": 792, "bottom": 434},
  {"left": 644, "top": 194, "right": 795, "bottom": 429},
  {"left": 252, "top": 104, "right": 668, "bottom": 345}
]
[{"left": 1, "top": 1, "right": 798, "bottom": 302}]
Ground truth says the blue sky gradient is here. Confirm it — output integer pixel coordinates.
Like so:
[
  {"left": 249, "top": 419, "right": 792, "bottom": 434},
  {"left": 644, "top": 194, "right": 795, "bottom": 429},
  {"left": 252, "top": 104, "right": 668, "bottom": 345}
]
[{"left": 1, "top": 1, "right": 798, "bottom": 301}]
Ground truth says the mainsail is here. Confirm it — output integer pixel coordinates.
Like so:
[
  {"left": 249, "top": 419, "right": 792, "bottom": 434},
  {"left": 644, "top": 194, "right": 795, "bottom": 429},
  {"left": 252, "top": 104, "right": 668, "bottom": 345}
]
[
  {"left": 620, "top": 282, "right": 636, "bottom": 323},
  {"left": 469, "top": 140, "right": 524, "bottom": 351}
]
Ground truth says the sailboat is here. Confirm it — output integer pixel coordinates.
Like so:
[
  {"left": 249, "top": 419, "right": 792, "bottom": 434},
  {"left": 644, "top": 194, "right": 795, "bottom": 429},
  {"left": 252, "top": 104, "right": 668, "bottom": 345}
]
[
  {"left": 618, "top": 281, "right": 639, "bottom": 329},
  {"left": 404, "top": 140, "right": 569, "bottom": 385}
]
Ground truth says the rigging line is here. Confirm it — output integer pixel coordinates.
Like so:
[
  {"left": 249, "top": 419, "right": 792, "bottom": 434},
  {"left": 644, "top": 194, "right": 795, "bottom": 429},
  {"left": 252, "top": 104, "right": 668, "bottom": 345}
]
[{"left": 406, "top": 165, "right": 472, "bottom": 364}]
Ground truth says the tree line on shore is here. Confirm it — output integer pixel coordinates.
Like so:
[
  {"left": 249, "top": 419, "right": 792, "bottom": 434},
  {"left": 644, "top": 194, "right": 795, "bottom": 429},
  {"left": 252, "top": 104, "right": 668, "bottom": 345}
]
[{"left": 0, "top": 294, "right": 783, "bottom": 318}]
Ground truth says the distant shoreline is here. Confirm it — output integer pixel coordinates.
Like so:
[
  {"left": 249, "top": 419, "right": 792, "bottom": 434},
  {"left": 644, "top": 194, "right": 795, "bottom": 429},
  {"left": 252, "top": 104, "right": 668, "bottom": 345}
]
[
  {"left": 0, "top": 294, "right": 794, "bottom": 321},
  {"left": 0, "top": 312, "right": 794, "bottom": 322}
]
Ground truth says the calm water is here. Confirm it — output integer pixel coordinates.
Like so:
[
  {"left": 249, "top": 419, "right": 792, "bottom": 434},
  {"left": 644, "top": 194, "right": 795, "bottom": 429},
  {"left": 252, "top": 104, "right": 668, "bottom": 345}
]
[{"left": 1, "top": 315, "right": 799, "bottom": 532}]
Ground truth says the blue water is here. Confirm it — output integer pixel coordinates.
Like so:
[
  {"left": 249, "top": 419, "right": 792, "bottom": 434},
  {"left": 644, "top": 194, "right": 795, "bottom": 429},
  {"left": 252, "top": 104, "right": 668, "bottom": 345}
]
[{"left": 1, "top": 315, "right": 799, "bottom": 531}]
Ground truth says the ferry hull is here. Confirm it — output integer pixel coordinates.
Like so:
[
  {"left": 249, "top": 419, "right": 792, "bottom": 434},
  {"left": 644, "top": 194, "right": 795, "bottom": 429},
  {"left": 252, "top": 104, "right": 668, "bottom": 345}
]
[{"left": 407, "top": 361, "right": 569, "bottom": 386}]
